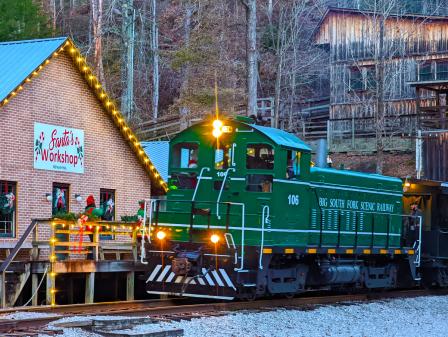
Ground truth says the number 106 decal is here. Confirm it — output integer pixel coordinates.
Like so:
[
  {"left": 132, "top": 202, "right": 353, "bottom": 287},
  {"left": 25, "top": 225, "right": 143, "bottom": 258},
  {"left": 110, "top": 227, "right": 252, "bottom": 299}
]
[{"left": 288, "top": 194, "right": 300, "bottom": 205}]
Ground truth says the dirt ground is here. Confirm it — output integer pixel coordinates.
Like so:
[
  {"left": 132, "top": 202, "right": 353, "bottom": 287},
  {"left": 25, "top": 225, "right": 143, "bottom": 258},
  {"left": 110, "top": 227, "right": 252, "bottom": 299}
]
[{"left": 324, "top": 152, "right": 415, "bottom": 178}]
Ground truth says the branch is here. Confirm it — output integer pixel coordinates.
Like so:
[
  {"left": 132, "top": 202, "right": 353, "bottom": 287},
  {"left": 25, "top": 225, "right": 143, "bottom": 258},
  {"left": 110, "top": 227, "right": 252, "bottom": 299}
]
[{"left": 240, "top": 0, "right": 248, "bottom": 9}]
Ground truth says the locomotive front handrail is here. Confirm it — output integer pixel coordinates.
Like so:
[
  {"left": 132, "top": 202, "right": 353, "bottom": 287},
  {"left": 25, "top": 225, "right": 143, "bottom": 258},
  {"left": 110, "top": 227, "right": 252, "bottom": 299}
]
[
  {"left": 216, "top": 168, "right": 236, "bottom": 219},
  {"left": 192, "top": 167, "right": 210, "bottom": 202},
  {"left": 147, "top": 199, "right": 247, "bottom": 269}
]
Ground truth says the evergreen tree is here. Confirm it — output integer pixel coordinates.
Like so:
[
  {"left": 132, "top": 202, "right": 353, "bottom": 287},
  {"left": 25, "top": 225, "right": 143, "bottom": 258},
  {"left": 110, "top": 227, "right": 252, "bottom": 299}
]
[{"left": 0, "top": 0, "right": 52, "bottom": 42}]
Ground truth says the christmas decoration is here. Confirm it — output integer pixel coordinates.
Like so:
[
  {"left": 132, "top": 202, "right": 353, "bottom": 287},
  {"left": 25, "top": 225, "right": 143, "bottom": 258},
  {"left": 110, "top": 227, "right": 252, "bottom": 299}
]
[
  {"left": 101, "top": 194, "right": 114, "bottom": 221},
  {"left": 53, "top": 188, "right": 66, "bottom": 213},
  {"left": 0, "top": 192, "right": 15, "bottom": 215}
]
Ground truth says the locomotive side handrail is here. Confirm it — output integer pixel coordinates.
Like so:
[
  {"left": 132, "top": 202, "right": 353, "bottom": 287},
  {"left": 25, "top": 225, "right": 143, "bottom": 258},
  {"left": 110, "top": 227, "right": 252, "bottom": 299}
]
[
  {"left": 315, "top": 208, "right": 422, "bottom": 254},
  {"left": 259, "top": 205, "right": 270, "bottom": 270}
]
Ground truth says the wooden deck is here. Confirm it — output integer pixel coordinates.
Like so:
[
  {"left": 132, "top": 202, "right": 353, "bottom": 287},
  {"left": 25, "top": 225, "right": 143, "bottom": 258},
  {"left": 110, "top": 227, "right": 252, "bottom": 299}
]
[{"left": 0, "top": 219, "right": 148, "bottom": 308}]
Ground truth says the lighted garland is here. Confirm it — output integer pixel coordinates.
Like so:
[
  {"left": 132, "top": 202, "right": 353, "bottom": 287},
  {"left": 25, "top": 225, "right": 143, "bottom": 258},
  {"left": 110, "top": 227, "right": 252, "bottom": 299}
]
[{"left": 0, "top": 38, "right": 168, "bottom": 192}]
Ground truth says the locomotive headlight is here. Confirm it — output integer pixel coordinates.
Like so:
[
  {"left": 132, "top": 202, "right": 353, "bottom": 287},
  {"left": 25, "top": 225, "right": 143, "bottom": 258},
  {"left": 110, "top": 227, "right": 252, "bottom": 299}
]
[
  {"left": 212, "top": 119, "right": 223, "bottom": 138},
  {"left": 213, "top": 119, "right": 223, "bottom": 129},
  {"left": 156, "top": 230, "right": 166, "bottom": 240},
  {"left": 210, "top": 234, "right": 220, "bottom": 244},
  {"left": 212, "top": 128, "right": 222, "bottom": 138}
]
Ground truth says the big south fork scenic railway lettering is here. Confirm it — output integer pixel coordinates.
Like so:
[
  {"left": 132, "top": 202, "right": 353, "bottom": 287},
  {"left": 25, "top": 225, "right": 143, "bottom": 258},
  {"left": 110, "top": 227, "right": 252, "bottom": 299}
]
[
  {"left": 318, "top": 197, "right": 395, "bottom": 213},
  {"left": 34, "top": 122, "right": 84, "bottom": 173}
]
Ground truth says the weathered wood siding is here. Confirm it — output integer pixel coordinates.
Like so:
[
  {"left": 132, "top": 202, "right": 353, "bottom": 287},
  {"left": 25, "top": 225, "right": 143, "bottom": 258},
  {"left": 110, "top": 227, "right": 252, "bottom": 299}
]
[{"left": 316, "top": 11, "right": 448, "bottom": 123}]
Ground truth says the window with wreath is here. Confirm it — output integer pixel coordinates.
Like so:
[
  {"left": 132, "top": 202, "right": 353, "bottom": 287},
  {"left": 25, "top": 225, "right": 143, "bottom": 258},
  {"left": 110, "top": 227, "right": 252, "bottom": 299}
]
[
  {"left": 0, "top": 181, "right": 16, "bottom": 238},
  {"left": 100, "top": 189, "right": 115, "bottom": 221},
  {"left": 100, "top": 189, "right": 115, "bottom": 240},
  {"left": 52, "top": 183, "right": 69, "bottom": 215}
]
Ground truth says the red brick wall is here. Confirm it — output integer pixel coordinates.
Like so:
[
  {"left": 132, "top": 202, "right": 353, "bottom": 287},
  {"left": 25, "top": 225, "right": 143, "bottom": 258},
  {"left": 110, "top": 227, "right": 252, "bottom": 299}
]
[{"left": 0, "top": 52, "right": 152, "bottom": 246}]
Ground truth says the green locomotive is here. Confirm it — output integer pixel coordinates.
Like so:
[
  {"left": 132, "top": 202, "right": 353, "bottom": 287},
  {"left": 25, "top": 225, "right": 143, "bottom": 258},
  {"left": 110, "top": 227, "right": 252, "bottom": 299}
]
[{"left": 144, "top": 116, "right": 419, "bottom": 300}]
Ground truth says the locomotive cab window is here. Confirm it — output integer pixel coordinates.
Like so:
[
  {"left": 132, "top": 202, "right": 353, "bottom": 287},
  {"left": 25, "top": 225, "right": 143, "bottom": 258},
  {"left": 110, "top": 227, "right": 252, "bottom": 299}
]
[
  {"left": 169, "top": 172, "right": 198, "bottom": 190},
  {"left": 286, "top": 150, "right": 301, "bottom": 179},
  {"left": 246, "top": 144, "right": 274, "bottom": 170},
  {"left": 246, "top": 174, "right": 273, "bottom": 193},
  {"left": 214, "top": 144, "right": 231, "bottom": 170},
  {"left": 172, "top": 143, "right": 199, "bottom": 168}
]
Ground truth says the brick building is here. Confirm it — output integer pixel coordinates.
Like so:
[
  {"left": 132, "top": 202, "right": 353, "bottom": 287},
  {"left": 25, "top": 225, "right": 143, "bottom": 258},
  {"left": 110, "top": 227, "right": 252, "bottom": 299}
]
[{"left": 0, "top": 37, "right": 167, "bottom": 249}]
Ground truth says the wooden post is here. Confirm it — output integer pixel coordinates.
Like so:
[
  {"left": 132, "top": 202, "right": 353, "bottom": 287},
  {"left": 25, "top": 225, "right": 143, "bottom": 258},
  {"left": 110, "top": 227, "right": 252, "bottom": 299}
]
[
  {"left": 31, "top": 274, "right": 39, "bottom": 306},
  {"left": 46, "top": 271, "right": 55, "bottom": 306},
  {"left": 126, "top": 271, "right": 134, "bottom": 301},
  {"left": 85, "top": 272, "right": 95, "bottom": 304},
  {"left": 351, "top": 116, "right": 355, "bottom": 149},
  {"left": 132, "top": 227, "right": 138, "bottom": 262},
  {"left": 0, "top": 271, "right": 5, "bottom": 308},
  {"left": 48, "top": 223, "right": 56, "bottom": 306},
  {"left": 31, "top": 225, "right": 39, "bottom": 261},
  {"left": 93, "top": 225, "right": 99, "bottom": 261}
]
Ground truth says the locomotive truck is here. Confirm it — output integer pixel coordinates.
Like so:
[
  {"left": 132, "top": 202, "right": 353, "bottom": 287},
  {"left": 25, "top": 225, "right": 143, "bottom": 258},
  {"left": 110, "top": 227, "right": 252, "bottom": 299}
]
[{"left": 142, "top": 116, "right": 445, "bottom": 300}]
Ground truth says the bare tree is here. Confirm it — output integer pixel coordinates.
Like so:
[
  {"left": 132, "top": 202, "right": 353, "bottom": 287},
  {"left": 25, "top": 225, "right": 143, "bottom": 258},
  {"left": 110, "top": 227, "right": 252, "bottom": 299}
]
[
  {"left": 150, "top": 0, "right": 159, "bottom": 120},
  {"left": 91, "top": 0, "right": 105, "bottom": 84},
  {"left": 340, "top": 0, "right": 438, "bottom": 173},
  {"left": 241, "top": 0, "right": 258, "bottom": 117}
]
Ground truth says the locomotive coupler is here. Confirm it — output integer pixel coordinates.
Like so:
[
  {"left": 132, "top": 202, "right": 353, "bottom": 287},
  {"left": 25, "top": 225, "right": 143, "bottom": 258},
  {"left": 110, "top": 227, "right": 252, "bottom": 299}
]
[{"left": 172, "top": 249, "right": 203, "bottom": 276}]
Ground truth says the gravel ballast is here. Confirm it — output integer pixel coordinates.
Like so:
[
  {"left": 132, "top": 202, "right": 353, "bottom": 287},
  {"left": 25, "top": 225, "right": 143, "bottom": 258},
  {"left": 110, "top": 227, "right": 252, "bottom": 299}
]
[{"left": 35, "top": 295, "right": 448, "bottom": 337}]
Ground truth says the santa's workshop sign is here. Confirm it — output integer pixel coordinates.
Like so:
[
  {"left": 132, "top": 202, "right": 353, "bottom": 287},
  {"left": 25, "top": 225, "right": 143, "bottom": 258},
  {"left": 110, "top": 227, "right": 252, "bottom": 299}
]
[{"left": 34, "top": 122, "right": 84, "bottom": 173}]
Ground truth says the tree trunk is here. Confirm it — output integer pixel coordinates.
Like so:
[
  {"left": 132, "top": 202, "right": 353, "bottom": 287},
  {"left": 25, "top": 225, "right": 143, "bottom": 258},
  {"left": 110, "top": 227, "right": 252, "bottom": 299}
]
[
  {"left": 242, "top": 0, "right": 258, "bottom": 117},
  {"left": 91, "top": 0, "right": 105, "bottom": 85},
  {"left": 151, "top": 0, "right": 159, "bottom": 120},
  {"left": 376, "top": 15, "right": 385, "bottom": 174},
  {"left": 120, "top": 0, "right": 135, "bottom": 118}
]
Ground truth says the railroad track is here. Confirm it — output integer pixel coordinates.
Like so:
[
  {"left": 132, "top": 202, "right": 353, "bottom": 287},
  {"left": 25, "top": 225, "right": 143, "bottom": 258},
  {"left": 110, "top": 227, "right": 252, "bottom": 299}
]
[{"left": 0, "top": 289, "right": 446, "bottom": 336}]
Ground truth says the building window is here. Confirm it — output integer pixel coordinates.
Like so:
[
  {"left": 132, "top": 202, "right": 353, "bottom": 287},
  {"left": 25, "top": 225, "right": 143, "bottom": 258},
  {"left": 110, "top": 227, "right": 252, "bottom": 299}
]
[
  {"left": 246, "top": 174, "right": 273, "bottom": 193},
  {"left": 349, "top": 67, "right": 363, "bottom": 91},
  {"left": 436, "top": 61, "right": 448, "bottom": 81},
  {"left": 0, "top": 181, "right": 16, "bottom": 238},
  {"left": 419, "top": 62, "right": 433, "bottom": 82},
  {"left": 365, "top": 67, "right": 377, "bottom": 91},
  {"left": 52, "top": 183, "right": 69, "bottom": 215},
  {"left": 172, "top": 143, "right": 199, "bottom": 168},
  {"left": 100, "top": 189, "right": 115, "bottom": 221},
  {"left": 246, "top": 144, "right": 275, "bottom": 170}
]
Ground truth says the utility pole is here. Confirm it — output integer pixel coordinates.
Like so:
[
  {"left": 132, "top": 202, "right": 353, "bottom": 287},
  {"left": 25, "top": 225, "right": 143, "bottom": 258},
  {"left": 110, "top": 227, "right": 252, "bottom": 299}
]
[
  {"left": 151, "top": 0, "right": 159, "bottom": 120},
  {"left": 121, "top": 0, "right": 135, "bottom": 119}
]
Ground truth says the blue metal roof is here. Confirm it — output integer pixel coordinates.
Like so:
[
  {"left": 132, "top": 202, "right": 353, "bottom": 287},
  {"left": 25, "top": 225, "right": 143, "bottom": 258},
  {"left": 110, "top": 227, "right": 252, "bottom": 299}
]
[
  {"left": 141, "top": 141, "right": 170, "bottom": 182},
  {"left": 250, "top": 123, "right": 312, "bottom": 151},
  {"left": 0, "top": 37, "right": 67, "bottom": 102}
]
